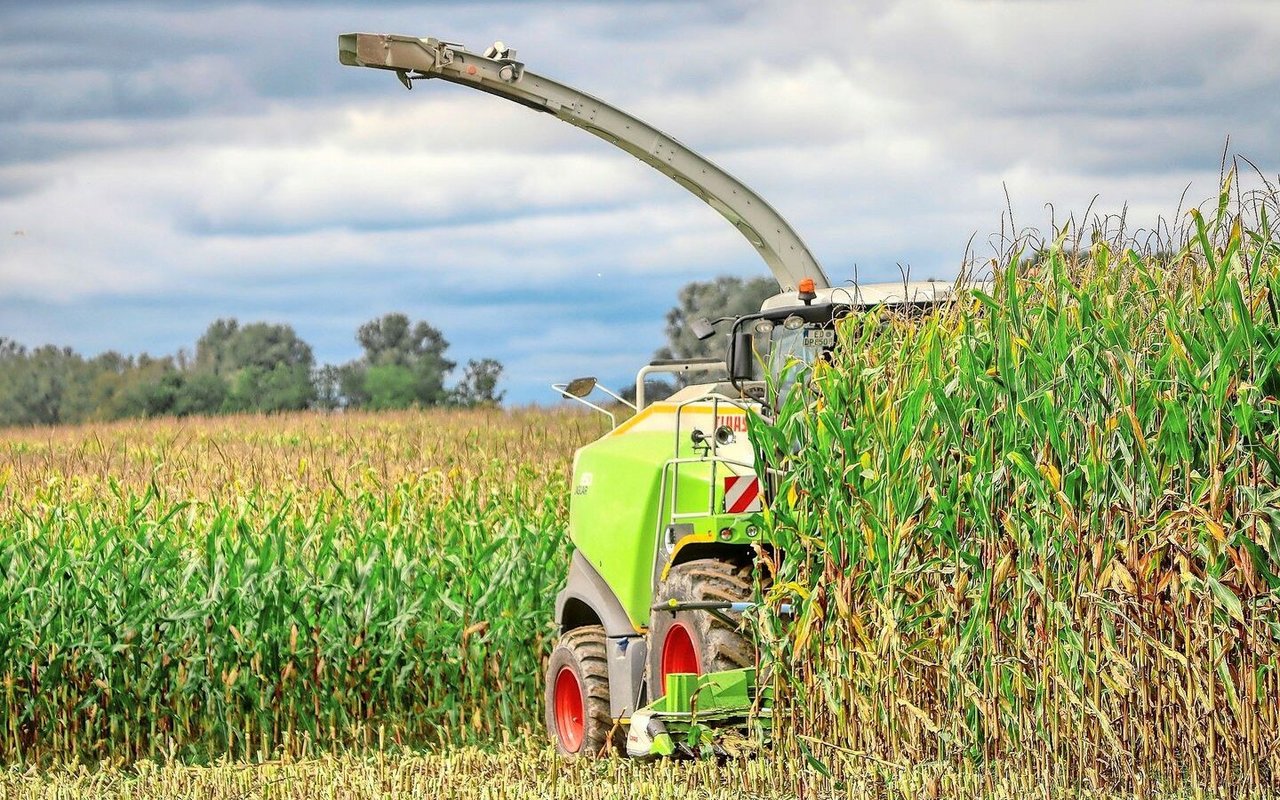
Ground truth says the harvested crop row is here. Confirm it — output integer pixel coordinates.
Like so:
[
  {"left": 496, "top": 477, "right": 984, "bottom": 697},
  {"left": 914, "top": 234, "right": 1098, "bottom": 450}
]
[{"left": 2, "top": 745, "right": 1260, "bottom": 800}]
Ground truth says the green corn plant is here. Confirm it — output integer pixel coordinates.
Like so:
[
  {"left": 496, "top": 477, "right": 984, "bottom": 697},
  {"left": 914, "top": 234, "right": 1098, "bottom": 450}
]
[{"left": 0, "top": 409, "right": 603, "bottom": 765}]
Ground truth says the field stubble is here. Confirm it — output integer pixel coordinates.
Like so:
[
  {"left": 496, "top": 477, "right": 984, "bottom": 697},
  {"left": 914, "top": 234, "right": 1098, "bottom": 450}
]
[{"left": 0, "top": 745, "right": 1240, "bottom": 800}]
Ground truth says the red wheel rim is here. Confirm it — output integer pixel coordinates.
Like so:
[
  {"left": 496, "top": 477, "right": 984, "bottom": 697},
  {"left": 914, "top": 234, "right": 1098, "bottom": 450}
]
[
  {"left": 553, "top": 665, "right": 585, "bottom": 752},
  {"left": 660, "top": 621, "right": 701, "bottom": 694}
]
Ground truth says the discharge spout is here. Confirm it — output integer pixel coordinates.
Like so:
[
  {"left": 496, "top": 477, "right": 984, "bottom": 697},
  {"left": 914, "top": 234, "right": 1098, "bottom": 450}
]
[
  {"left": 338, "top": 31, "right": 831, "bottom": 291},
  {"left": 339, "top": 33, "right": 440, "bottom": 74}
]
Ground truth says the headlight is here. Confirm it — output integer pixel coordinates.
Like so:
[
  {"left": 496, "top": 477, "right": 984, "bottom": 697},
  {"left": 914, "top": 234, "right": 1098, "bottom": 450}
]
[{"left": 783, "top": 315, "right": 805, "bottom": 330}]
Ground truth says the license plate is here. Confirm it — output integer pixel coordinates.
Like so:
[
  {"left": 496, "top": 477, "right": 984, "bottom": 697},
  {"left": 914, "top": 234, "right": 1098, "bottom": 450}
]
[{"left": 803, "top": 328, "right": 835, "bottom": 347}]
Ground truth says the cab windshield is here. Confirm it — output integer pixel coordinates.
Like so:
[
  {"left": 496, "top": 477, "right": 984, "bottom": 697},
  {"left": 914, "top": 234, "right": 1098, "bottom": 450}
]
[{"left": 762, "top": 319, "right": 835, "bottom": 401}]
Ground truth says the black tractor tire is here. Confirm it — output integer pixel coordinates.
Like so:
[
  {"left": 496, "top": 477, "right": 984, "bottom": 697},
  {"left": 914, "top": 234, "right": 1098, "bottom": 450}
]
[
  {"left": 647, "top": 558, "right": 757, "bottom": 700},
  {"left": 544, "top": 625, "right": 621, "bottom": 757}
]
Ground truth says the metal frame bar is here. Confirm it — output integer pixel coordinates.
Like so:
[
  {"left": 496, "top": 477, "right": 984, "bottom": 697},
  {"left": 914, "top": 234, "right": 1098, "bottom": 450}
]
[
  {"left": 669, "top": 394, "right": 754, "bottom": 522},
  {"left": 550, "top": 381, "right": 635, "bottom": 428},
  {"left": 634, "top": 359, "right": 724, "bottom": 410},
  {"left": 651, "top": 599, "right": 795, "bottom": 626},
  {"left": 648, "top": 392, "right": 759, "bottom": 576}
]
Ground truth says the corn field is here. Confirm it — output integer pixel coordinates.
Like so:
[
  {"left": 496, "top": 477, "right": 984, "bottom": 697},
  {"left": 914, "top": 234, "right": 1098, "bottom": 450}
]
[
  {"left": 0, "top": 409, "right": 604, "bottom": 763},
  {"left": 759, "top": 175, "right": 1280, "bottom": 794},
  {"left": 5, "top": 183, "right": 1280, "bottom": 797}
]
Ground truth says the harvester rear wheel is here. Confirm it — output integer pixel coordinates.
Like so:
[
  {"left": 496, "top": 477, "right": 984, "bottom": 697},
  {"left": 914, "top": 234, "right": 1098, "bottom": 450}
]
[
  {"left": 544, "top": 625, "right": 619, "bottom": 757},
  {"left": 647, "top": 558, "right": 757, "bottom": 699}
]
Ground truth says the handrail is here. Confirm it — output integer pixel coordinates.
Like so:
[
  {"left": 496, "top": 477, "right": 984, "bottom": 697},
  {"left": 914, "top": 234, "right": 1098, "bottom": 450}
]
[
  {"left": 550, "top": 380, "right": 635, "bottom": 427},
  {"left": 634, "top": 359, "right": 726, "bottom": 410}
]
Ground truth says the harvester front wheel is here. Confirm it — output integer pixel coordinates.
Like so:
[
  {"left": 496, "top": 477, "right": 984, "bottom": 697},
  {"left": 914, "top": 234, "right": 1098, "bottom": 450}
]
[
  {"left": 544, "top": 625, "right": 619, "bottom": 757},
  {"left": 648, "top": 558, "right": 756, "bottom": 699}
]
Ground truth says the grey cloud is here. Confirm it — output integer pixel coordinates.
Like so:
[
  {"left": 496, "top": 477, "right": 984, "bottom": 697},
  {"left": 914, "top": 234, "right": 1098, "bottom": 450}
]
[
  {"left": 0, "top": 1, "right": 695, "bottom": 126},
  {"left": 4, "top": 0, "right": 1279, "bottom": 402}
]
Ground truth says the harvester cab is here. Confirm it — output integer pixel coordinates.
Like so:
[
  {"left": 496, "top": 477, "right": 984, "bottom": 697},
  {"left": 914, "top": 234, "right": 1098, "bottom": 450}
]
[{"left": 339, "top": 31, "right": 956, "bottom": 758}]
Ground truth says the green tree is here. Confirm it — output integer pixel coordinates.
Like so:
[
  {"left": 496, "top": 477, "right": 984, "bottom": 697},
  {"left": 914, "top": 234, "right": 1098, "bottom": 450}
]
[
  {"left": 194, "top": 319, "right": 240, "bottom": 375},
  {"left": 340, "top": 313, "right": 457, "bottom": 409},
  {"left": 229, "top": 364, "right": 314, "bottom": 413},
  {"left": 0, "top": 342, "right": 99, "bottom": 426},
  {"left": 173, "top": 371, "right": 228, "bottom": 416},
  {"left": 451, "top": 358, "right": 505, "bottom": 407},
  {"left": 336, "top": 362, "right": 370, "bottom": 409},
  {"left": 0, "top": 339, "right": 33, "bottom": 425},
  {"left": 110, "top": 357, "right": 184, "bottom": 419},
  {"left": 312, "top": 364, "right": 344, "bottom": 411},
  {"left": 193, "top": 319, "right": 315, "bottom": 412},
  {"left": 364, "top": 364, "right": 419, "bottom": 410},
  {"left": 83, "top": 351, "right": 133, "bottom": 420},
  {"left": 0, "top": 312, "right": 504, "bottom": 426}
]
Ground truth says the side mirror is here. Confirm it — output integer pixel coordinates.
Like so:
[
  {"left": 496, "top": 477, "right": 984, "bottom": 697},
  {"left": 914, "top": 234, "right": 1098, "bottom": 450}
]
[
  {"left": 564, "top": 377, "right": 597, "bottom": 398},
  {"left": 729, "top": 331, "right": 754, "bottom": 382},
  {"left": 690, "top": 317, "right": 717, "bottom": 341}
]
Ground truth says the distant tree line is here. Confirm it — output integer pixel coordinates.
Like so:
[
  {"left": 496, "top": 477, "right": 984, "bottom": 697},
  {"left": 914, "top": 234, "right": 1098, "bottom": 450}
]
[{"left": 0, "top": 312, "right": 504, "bottom": 427}]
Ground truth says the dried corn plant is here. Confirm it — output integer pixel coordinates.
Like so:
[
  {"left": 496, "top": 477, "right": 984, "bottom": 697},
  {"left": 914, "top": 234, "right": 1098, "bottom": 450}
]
[{"left": 761, "top": 174, "right": 1280, "bottom": 795}]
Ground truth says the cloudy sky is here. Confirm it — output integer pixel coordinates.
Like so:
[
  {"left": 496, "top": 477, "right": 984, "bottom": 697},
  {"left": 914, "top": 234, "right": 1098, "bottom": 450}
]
[{"left": 2, "top": 1, "right": 1278, "bottom": 404}]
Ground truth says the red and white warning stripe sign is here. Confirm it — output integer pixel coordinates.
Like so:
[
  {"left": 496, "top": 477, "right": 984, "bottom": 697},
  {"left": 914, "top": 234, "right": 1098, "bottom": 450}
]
[{"left": 724, "top": 475, "right": 762, "bottom": 514}]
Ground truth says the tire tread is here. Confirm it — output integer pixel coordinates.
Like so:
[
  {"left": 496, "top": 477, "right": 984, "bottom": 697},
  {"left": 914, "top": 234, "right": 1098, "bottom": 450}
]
[
  {"left": 544, "top": 624, "right": 621, "bottom": 757},
  {"left": 647, "top": 557, "right": 762, "bottom": 694}
]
